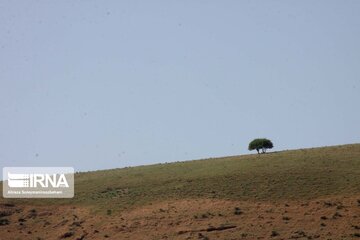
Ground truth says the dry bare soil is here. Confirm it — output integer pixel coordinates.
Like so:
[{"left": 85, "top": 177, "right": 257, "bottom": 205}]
[{"left": 1, "top": 144, "right": 360, "bottom": 239}]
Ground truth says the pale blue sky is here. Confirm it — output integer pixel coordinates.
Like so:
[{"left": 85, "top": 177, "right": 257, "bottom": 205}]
[{"left": 1, "top": 1, "right": 359, "bottom": 176}]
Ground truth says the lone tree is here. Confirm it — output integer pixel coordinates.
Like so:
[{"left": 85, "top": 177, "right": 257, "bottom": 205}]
[{"left": 248, "top": 138, "right": 273, "bottom": 154}]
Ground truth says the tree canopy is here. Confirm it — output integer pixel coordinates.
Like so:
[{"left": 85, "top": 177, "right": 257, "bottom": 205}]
[{"left": 248, "top": 138, "right": 273, "bottom": 154}]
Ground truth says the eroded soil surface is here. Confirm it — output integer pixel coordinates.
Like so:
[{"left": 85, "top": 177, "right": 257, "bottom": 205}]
[{"left": 1, "top": 195, "right": 360, "bottom": 240}]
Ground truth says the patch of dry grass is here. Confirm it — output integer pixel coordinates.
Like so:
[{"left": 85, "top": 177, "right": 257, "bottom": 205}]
[{"left": 1, "top": 144, "right": 360, "bottom": 211}]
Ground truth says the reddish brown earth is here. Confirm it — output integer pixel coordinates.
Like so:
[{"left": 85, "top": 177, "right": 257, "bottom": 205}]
[{"left": 1, "top": 195, "right": 360, "bottom": 240}]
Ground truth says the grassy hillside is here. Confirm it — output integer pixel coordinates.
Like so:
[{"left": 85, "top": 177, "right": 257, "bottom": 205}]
[{"left": 1, "top": 144, "right": 360, "bottom": 211}]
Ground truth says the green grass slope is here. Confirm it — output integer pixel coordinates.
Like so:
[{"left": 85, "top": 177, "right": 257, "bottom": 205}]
[{"left": 1, "top": 144, "right": 360, "bottom": 211}]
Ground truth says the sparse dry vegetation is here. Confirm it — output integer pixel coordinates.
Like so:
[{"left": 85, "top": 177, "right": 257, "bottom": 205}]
[{"left": 0, "top": 144, "right": 360, "bottom": 239}]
